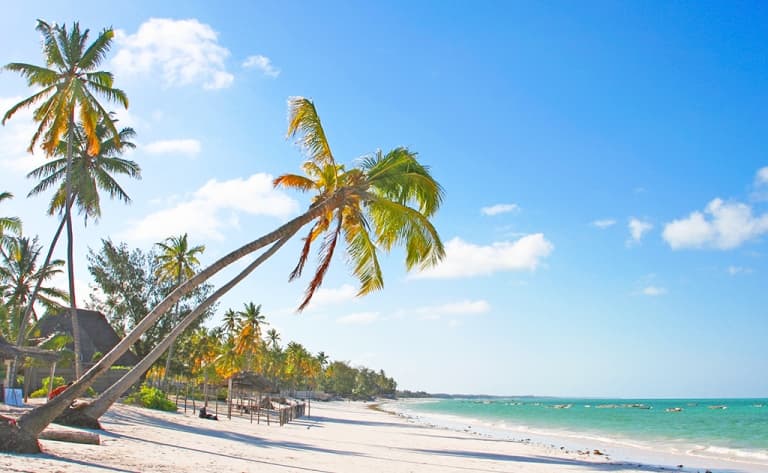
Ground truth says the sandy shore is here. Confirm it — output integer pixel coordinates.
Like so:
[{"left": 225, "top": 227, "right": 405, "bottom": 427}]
[{"left": 0, "top": 399, "right": 760, "bottom": 472}]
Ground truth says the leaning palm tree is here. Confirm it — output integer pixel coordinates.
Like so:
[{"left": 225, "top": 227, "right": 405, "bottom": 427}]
[
  {"left": 154, "top": 234, "right": 204, "bottom": 388},
  {"left": 1, "top": 97, "right": 443, "bottom": 453},
  {"left": 3, "top": 20, "right": 129, "bottom": 379}
]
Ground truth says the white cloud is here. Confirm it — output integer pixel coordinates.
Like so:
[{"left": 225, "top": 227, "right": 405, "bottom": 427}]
[
  {"left": 663, "top": 198, "right": 768, "bottom": 250},
  {"left": 0, "top": 96, "right": 48, "bottom": 173},
  {"left": 122, "top": 173, "right": 299, "bottom": 241},
  {"left": 144, "top": 139, "right": 201, "bottom": 156},
  {"left": 481, "top": 203, "right": 520, "bottom": 216},
  {"left": 242, "top": 55, "right": 280, "bottom": 78},
  {"left": 304, "top": 284, "right": 357, "bottom": 311},
  {"left": 756, "top": 167, "right": 768, "bottom": 186},
  {"left": 113, "top": 18, "right": 234, "bottom": 90},
  {"left": 592, "top": 219, "right": 616, "bottom": 229},
  {"left": 627, "top": 218, "right": 653, "bottom": 244},
  {"left": 642, "top": 286, "right": 667, "bottom": 296},
  {"left": 337, "top": 312, "right": 379, "bottom": 325},
  {"left": 412, "top": 299, "right": 491, "bottom": 320},
  {"left": 412, "top": 234, "right": 553, "bottom": 279}
]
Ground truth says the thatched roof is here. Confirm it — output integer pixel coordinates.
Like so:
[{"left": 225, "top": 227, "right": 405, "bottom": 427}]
[
  {"left": 35, "top": 309, "right": 139, "bottom": 366},
  {"left": 0, "top": 335, "right": 60, "bottom": 362},
  {"left": 231, "top": 371, "right": 274, "bottom": 392}
]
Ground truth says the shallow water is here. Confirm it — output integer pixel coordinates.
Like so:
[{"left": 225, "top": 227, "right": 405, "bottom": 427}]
[{"left": 394, "top": 397, "right": 768, "bottom": 467}]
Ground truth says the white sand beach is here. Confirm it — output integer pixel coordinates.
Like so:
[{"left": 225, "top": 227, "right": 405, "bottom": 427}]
[{"left": 2, "top": 399, "right": 761, "bottom": 473}]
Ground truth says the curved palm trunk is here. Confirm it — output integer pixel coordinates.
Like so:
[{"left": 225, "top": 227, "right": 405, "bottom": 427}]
[
  {"left": 8, "top": 212, "right": 68, "bottom": 388},
  {"left": 65, "top": 114, "right": 82, "bottom": 379},
  {"left": 84, "top": 234, "right": 293, "bottom": 420},
  {"left": 161, "top": 273, "right": 183, "bottom": 391},
  {"left": 12, "top": 189, "right": 348, "bottom": 444}
]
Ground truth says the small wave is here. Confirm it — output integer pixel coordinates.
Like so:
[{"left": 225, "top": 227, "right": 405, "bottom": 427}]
[{"left": 688, "top": 445, "right": 768, "bottom": 463}]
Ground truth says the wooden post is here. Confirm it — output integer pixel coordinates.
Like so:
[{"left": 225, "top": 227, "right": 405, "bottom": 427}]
[
  {"left": 227, "top": 377, "right": 233, "bottom": 420},
  {"left": 46, "top": 362, "right": 57, "bottom": 401},
  {"left": 249, "top": 398, "right": 253, "bottom": 424}
]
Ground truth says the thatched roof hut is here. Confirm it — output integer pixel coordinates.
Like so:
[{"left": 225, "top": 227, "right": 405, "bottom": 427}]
[
  {"left": 35, "top": 309, "right": 139, "bottom": 366},
  {"left": 231, "top": 371, "right": 274, "bottom": 393},
  {"left": 0, "top": 335, "right": 60, "bottom": 363}
]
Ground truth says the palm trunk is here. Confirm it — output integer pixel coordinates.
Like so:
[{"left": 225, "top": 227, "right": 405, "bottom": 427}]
[
  {"left": 84, "top": 235, "right": 292, "bottom": 420},
  {"left": 162, "top": 272, "right": 183, "bottom": 391},
  {"left": 12, "top": 189, "right": 346, "bottom": 443},
  {"left": 8, "top": 213, "right": 68, "bottom": 388},
  {"left": 65, "top": 113, "right": 82, "bottom": 379}
]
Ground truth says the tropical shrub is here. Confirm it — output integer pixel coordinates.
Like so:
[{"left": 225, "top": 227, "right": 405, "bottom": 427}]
[{"left": 124, "top": 384, "right": 177, "bottom": 412}]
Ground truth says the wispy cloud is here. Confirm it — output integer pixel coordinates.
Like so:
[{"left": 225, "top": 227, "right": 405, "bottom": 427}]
[
  {"left": 727, "top": 266, "right": 752, "bottom": 276},
  {"left": 642, "top": 285, "right": 667, "bottom": 296},
  {"left": 304, "top": 284, "right": 357, "bottom": 312},
  {"left": 481, "top": 203, "right": 520, "bottom": 216},
  {"left": 242, "top": 54, "right": 280, "bottom": 78},
  {"left": 121, "top": 173, "right": 298, "bottom": 241},
  {"left": 411, "top": 234, "right": 553, "bottom": 279},
  {"left": 627, "top": 218, "right": 653, "bottom": 245},
  {"left": 662, "top": 198, "right": 768, "bottom": 250},
  {"left": 336, "top": 312, "right": 379, "bottom": 325},
  {"left": 592, "top": 219, "right": 616, "bottom": 229},
  {"left": 113, "top": 18, "right": 234, "bottom": 90},
  {"left": 411, "top": 299, "right": 491, "bottom": 320},
  {"left": 144, "top": 139, "right": 201, "bottom": 156}
]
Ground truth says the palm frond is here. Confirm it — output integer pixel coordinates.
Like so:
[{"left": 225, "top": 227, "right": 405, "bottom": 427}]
[
  {"left": 35, "top": 20, "right": 66, "bottom": 69},
  {"left": 342, "top": 209, "right": 383, "bottom": 296},
  {"left": 273, "top": 173, "right": 317, "bottom": 192},
  {"left": 79, "top": 28, "right": 114, "bottom": 69},
  {"left": 2, "top": 63, "right": 59, "bottom": 87},
  {"left": 286, "top": 96, "right": 334, "bottom": 166},
  {"left": 297, "top": 212, "right": 343, "bottom": 312},
  {"left": 1, "top": 85, "right": 55, "bottom": 125}
]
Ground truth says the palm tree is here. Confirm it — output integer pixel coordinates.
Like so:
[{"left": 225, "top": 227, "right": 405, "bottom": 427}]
[
  {"left": 0, "top": 192, "right": 22, "bottom": 246},
  {"left": 3, "top": 20, "right": 129, "bottom": 379},
  {"left": 13, "top": 117, "right": 139, "bottom": 379},
  {"left": 3, "top": 97, "right": 443, "bottom": 453},
  {"left": 235, "top": 302, "right": 267, "bottom": 370},
  {"left": 266, "top": 328, "right": 281, "bottom": 350},
  {"left": 154, "top": 234, "right": 204, "bottom": 388},
  {"left": 220, "top": 308, "right": 241, "bottom": 340},
  {"left": 0, "top": 236, "right": 67, "bottom": 341},
  {"left": 27, "top": 114, "right": 140, "bottom": 223}
]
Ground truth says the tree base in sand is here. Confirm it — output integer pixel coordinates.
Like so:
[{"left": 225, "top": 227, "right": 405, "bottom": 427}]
[
  {"left": 0, "top": 415, "right": 41, "bottom": 453},
  {"left": 53, "top": 402, "right": 102, "bottom": 430}
]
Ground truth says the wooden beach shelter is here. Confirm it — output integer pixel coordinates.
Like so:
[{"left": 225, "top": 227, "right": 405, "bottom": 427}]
[
  {"left": 228, "top": 371, "right": 275, "bottom": 423},
  {"left": 0, "top": 335, "right": 60, "bottom": 404}
]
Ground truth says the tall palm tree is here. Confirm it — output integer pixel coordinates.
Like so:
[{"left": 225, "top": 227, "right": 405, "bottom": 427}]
[
  {"left": 4, "top": 97, "right": 444, "bottom": 453},
  {"left": 0, "top": 192, "right": 22, "bottom": 246},
  {"left": 0, "top": 236, "right": 67, "bottom": 340},
  {"left": 3, "top": 20, "right": 129, "bottom": 379},
  {"left": 13, "top": 117, "right": 140, "bottom": 380},
  {"left": 154, "top": 233, "right": 204, "bottom": 387}
]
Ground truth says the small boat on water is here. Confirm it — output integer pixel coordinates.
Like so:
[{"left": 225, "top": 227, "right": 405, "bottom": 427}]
[
  {"left": 708, "top": 405, "right": 727, "bottom": 410},
  {"left": 552, "top": 404, "right": 572, "bottom": 409},
  {"left": 753, "top": 404, "right": 765, "bottom": 408},
  {"left": 665, "top": 407, "right": 683, "bottom": 413}
]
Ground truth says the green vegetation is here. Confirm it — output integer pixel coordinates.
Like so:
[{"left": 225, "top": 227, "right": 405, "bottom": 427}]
[{"left": 124, "top": 384, "right": 177, "bottom": 412}]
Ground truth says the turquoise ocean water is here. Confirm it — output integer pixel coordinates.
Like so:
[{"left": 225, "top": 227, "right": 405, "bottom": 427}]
[{"left": 393, "top": 398, "right": 768, "bottom": 466}]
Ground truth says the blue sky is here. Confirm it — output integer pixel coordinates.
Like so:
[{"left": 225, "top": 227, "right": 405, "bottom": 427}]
[{"left": 1, "top": 1, "right": 767, "bottom": 397}]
